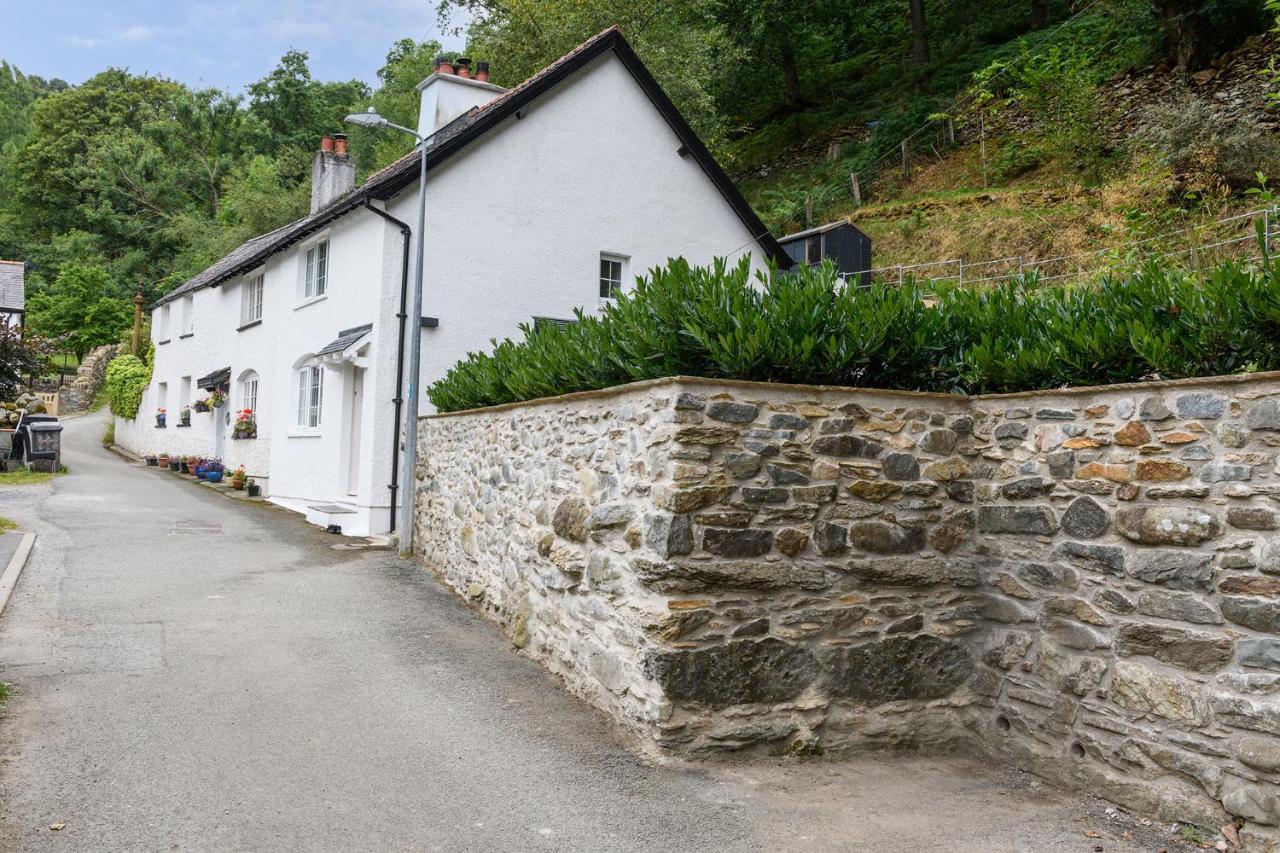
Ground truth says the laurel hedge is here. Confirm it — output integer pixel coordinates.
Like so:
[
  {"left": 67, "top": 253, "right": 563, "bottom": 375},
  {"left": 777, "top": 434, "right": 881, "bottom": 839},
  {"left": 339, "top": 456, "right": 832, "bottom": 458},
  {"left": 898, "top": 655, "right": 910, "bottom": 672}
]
[{"left": 426, "top": 254, "right": 1280, "bottom": 413}]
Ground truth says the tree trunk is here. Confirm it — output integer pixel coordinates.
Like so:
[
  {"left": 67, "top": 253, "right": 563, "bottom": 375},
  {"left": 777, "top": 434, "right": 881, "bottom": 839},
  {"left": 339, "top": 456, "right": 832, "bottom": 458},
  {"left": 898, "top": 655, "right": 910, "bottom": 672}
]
[
  {"left": 1152, "top": 0, "right": 1199, "bottom": 72},
  {"left": 779, "top": 36, "right": 803, "bottom": 110},
  {"left": 909, "top": 0, "right": 929, "bottom": 65},
  {"left": 1030, "top": 0, "right": 1051, "bottom": 28}
]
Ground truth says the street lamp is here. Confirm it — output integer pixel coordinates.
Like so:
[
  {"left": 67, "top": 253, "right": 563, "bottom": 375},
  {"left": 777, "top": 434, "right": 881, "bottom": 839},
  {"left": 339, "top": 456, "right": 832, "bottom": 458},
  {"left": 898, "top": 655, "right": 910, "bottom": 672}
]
[{"left": 346, "top": 108, "right": 428, "bottom": 554}]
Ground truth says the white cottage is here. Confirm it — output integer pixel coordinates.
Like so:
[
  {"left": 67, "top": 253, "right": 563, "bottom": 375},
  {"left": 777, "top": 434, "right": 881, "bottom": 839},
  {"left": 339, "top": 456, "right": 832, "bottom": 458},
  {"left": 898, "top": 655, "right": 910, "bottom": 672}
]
[{"left": 114, "top": 27, "right": 789, "bottom": 536}]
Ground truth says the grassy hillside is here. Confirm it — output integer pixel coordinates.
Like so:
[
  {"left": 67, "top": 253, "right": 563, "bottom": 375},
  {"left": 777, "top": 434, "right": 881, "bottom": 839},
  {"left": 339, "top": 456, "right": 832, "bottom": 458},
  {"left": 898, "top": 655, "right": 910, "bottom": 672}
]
[{"left": 730, "top": 2, "right": 1279, "bottom": 277}]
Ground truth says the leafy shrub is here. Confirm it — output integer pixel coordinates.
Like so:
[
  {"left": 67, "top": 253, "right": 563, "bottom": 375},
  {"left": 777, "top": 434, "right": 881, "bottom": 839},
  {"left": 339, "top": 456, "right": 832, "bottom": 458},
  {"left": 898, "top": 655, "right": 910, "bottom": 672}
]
[
  {"left": 1138, "top": 96, "right": 1280, "bottom": 194},
  {"left": 103, "top": 347, "right": 152, "bottom": 419},
  {"left": 427, "top": 254, "right": 1280, "bottom": 412}
]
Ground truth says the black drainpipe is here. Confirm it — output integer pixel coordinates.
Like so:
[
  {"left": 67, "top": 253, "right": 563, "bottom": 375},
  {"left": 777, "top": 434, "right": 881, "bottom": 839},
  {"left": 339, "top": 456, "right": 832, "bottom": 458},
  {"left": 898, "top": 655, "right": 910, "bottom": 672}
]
[{"left": 361, "top": 199, "right": 411, "bottom": 533}]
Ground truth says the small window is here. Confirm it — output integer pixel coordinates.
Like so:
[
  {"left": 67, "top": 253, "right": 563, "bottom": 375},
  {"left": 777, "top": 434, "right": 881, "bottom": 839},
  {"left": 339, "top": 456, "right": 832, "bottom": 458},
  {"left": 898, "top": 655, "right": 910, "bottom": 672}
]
[
  {"left": 181, "top": 295, "right": 194, "bottom": 335},
  {"left": 157, "top": 382, "right": 168, "bottom": 414},
  {"left": 243, "top": 274, "right": 264, "bottom": 324},
  {"left": 158, "top": 304, "right": 171, "bottom": 340},
  {"left": 180, "top": 376, "right": 192, "bottom": 411},
  {"left": 533, "top": 316, "right": 575, "bottom": 333},
  {"left": 296, "top": 364, "right": 323, "bottom": 429},
  {"left": 242, "top": 374, "right": 259, "bottom": 415},
  {"left": 805, "top": 235, "right": 822, "bottom": 266},
  {"left": 599, "top": 253, "right": 627, "bottom": 299},
  {"left": 305, "top": 241, "right": 329, "bottom": 299}
]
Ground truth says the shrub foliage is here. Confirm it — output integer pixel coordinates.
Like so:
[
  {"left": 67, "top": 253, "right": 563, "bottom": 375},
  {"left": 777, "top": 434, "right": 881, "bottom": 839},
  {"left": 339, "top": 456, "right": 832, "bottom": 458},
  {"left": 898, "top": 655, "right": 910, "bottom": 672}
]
[
  {"left": 103, "top": 347, "right": 153, "bottom": 419},
  {"left": 426, "top": 256, "right": 1280, "bottom": 413}
]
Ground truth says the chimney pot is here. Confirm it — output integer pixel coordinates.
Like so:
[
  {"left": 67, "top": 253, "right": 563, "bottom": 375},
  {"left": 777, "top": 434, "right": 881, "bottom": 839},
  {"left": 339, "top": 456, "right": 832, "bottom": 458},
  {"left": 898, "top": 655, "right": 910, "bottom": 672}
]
[
  {"left": 435, "top": 56, "right": 455, "bottom": 75},
  {"left": 476, "top": 60, "right": 490, "bottom": 83},
  {"left": 333, "top": 133, "right": 348, "bottom": 156},
  {"left": 456, "top": 56, "right": 472, "bottom": 79},
  {"left": 320, "top": 134, "right": 334, "bottom": 153}
]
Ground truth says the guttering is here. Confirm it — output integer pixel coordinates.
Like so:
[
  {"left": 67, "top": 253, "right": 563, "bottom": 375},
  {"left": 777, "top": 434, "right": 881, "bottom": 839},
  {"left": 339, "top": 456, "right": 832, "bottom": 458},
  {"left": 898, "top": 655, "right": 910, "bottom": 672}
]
[{"left": 359, "top": 199, "right": 412, "bottom": 533}]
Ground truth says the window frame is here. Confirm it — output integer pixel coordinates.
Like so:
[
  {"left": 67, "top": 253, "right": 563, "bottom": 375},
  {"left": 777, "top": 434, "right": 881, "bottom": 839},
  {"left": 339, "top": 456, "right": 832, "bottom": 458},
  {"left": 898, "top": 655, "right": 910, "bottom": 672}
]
[
  {"left": 179, "top": 295, "right": 194, "bottom": 337},
  {"left": 599, "top": 253, "right": 628, "bottom": 300},
  {"left": 242, "top": 375, "right": 259, "bottom": 416},
  {"left": 296, "top": 363, "right": 324, "bottom": 430},
  {"left": 242, "top": 273, "right": 264, "bottom": 326},
  {"left": 303, "top": 239, "right": 329, "bottom": 301},
  {"left": 157, "top": 304, "right": 171, "bottom": 341}
]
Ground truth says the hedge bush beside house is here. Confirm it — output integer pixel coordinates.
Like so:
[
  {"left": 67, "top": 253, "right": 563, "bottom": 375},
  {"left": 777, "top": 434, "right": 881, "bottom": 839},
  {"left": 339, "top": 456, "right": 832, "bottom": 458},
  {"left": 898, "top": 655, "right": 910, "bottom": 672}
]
[
  {"left": 427, "top": 255, "right": 1280, "bottom": 413},
  {"left": 103, "top": 345, "right": 152, "bottom": 419}
]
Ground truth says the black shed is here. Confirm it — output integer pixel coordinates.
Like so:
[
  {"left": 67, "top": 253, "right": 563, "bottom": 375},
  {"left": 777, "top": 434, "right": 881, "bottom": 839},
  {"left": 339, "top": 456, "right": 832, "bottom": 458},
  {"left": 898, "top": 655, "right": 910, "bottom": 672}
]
[{"left": 778, "top": 220, "right": 872, "bottom": 287}]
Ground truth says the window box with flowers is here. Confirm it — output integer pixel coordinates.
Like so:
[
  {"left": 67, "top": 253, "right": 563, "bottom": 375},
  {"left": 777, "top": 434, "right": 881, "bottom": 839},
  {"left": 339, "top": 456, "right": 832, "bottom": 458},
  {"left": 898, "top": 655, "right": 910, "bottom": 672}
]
[
  {"left": 193, "top": 398, "right": 211, "bottom": 413},
  {"left": 233, "top": 409, "right": 257, "bottom": 440},
  {"left": 208, "top": 389, "right": 228, "bottom": 409}
]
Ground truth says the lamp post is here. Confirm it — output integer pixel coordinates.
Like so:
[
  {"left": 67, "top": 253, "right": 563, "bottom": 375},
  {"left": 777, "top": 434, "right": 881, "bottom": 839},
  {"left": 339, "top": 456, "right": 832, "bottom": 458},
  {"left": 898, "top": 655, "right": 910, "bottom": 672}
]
[{"left": 346, "top": 108, "right": 428, "bottom": 554}]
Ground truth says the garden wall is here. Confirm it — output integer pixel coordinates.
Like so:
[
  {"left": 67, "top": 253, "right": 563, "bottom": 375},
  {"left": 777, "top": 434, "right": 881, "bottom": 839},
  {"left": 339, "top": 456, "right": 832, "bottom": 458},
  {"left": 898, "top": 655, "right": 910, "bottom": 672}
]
[{"left": 414, "top": 373, "right": 1280, "bottom": 846}]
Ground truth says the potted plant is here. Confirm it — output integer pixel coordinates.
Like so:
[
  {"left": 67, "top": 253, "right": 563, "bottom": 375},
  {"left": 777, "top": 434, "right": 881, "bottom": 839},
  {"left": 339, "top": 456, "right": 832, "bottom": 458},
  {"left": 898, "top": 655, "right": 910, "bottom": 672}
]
[
  {"left": 157, "top": 452, "right": 170, "bottom": 467},
  {"left": 206, "top": 468, "right": 224, "bottom": 484},
  {"left": 179, "top": 405, "right": 191, "bottom": 426},
  {"left": 179, "top": 455, "right": 190, "bottom": 473},
  {"left": 144, "top": 453, "right": 158, "bottom": 466},
  {"left": 246, "top": 478, "right": 260, "bottom": 498},
  {"left": 208, "top": 389, "right": 228, "bottom": 409},
  {"left": 193, "top": 397, "right": 211, "bottom": 413},
  {"left": 155, "top": 408, "right": 167, "bottom": 428},
  {"left": 230, "top": 465, "right": 247, "bottom": 490},
  {"left": 232, "top": 409, "right": 256, "bottom": 440}
]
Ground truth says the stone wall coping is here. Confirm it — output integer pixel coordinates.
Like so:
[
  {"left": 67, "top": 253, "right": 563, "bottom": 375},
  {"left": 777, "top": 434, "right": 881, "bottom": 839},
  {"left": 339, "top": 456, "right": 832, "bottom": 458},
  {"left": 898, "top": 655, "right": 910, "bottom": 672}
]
[{"left": 424, "top": 369, "right": 1280, "bottom": 420}]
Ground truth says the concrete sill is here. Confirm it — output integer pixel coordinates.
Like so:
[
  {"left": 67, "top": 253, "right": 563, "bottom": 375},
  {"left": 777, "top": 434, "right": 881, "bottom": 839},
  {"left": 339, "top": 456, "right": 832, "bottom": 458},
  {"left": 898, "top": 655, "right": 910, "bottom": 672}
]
[
  {"left": 287, "top": 431, "right": 322, "bottom": 439},
  {"left": 176, "top": 423, "right": 191, "bottom": 428},
  {"left": 178, "top": 333, "right": 194, "bottom": 340},
  {"left": 237, "top": 319, "right": 262, "bottom": 332},
  {"left": 294, "top": 295, "right": 327, "bottom": 311},
  {"left": 157, "top": 339, "right": 171, "bottom": 345}
]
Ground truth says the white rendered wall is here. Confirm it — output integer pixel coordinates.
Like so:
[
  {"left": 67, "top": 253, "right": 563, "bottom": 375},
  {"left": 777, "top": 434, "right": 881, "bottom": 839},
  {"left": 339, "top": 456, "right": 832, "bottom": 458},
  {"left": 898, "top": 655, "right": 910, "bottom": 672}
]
[
  {"left": 115, "top": 209, "right": 404, "bottom": 535},
  {"left": 389, "top": 53, "right": 769, "bottom": 415}
]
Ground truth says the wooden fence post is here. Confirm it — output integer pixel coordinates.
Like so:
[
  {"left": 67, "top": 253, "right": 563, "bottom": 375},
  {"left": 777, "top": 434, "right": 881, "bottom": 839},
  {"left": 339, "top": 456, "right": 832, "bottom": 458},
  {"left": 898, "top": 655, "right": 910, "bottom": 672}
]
[
  {"left": 946, "top": 118, "right": 955, "bottom": 145},
  {"left": 805, "top": 193, "right": 813, "bottom": 228},
  {"left": 850, "top": 173, "right": 862, "bottom": 207},
  {"left": 901, "top": 140, "right": 910, "bottom": 180}
]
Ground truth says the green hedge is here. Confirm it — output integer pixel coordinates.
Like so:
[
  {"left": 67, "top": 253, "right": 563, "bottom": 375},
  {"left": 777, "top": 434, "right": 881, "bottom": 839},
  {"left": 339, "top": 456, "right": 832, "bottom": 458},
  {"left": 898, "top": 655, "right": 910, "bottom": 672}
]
[
  {"left": 104, "top": 346, "right": 153, "bottom": 419},
  {"left": 426, "top": 255, "right": 1280, "bottom": 413}
]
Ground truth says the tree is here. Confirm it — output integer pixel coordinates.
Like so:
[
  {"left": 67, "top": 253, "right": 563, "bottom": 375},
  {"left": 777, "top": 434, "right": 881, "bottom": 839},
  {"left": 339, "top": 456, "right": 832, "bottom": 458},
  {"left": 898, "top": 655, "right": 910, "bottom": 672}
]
[
  {"left": 436, "top": 0, "right": 740, "bottom": 148},
  {"left": 247, "top": 50, "right": 370, "bottom": 154},
  {"left": 346, "top": 38, "right": 443, "bottom": 172},
  {"left": 1030, "top": 0, "right": 1052, "bottom": 28},
  {"left": 0, "top": 324, "right": 48, "bottom": 401},
  {"left": 26, "top": 265, "right": 131, "bottom": 361},
  {"left": 908, "top": 0, "right": 929, "bottom": 65}
]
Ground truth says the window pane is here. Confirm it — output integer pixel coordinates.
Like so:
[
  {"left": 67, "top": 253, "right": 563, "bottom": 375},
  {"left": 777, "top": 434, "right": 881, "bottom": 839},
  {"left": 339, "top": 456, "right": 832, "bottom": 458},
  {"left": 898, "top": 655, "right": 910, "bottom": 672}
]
[{"left": 316, "top": 242, "right": 328, "bottom": 294}]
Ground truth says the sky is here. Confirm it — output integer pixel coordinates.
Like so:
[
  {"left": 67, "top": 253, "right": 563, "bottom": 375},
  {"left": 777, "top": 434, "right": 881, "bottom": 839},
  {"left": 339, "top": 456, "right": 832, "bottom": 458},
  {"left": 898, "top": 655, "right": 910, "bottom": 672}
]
[{"left": 4, "top": 1, "right": 469, "bottom": 94}]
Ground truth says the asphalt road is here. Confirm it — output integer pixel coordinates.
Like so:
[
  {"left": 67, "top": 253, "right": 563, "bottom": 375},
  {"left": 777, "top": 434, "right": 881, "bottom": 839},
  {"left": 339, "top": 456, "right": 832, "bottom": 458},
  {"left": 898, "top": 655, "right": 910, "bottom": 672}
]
[{"left": 0, "top": 413, "right": 1192, "bottom": 852}]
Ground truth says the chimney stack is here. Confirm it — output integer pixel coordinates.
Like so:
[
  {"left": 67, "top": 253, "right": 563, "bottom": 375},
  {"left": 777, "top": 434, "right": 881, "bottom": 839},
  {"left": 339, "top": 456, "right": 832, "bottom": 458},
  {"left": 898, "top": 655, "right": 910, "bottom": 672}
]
[
  {"left": 310, "top": 132, "right": 355, "bottom": 214},
  {"left": 416, "top": 57, "right": 503, "bottom": 137}
]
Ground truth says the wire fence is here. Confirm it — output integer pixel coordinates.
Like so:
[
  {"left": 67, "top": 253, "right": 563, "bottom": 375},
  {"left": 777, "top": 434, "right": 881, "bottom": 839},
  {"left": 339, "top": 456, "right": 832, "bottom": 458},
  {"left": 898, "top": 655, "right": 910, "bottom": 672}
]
[{"left": 848, "top": 205, "right": 1279, "bottom": 289}]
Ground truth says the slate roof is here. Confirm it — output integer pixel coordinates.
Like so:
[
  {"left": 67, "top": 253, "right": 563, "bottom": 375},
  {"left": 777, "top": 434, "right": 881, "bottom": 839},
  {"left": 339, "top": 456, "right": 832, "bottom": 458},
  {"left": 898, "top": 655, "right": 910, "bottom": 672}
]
[
  {"left": 317, "top": 323, "right": 372, "bottom": 356},
  {"left": 0, "top": 260, "right": 25, "bottom": 313},
  {"left": 153, "top": 27, "right": 788, "bottom": 308}
]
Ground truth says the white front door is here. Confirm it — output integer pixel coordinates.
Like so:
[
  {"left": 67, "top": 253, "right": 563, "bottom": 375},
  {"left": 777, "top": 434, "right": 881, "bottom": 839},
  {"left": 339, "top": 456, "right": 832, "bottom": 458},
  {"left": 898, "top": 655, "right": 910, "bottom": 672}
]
[{"left": 346, "top": 368, "right": 364, "bottom": 496}]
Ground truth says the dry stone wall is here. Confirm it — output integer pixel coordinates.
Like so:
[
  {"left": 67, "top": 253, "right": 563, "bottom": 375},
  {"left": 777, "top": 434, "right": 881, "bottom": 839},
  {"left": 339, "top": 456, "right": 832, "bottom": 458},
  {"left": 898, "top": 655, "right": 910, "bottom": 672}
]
[{"left": 415, "top": 373, "right": 1280, "bottom": 847}]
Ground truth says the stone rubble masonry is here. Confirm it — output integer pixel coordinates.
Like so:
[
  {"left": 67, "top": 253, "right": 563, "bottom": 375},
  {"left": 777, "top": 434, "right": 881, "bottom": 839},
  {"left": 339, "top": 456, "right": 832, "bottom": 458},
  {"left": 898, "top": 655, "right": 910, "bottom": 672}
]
[
  {"left": 58, "top": 343, "right": 122, "bottom": 412},
  {"left": 415, "top": 372, "right": 1280, "bottom": 847}
]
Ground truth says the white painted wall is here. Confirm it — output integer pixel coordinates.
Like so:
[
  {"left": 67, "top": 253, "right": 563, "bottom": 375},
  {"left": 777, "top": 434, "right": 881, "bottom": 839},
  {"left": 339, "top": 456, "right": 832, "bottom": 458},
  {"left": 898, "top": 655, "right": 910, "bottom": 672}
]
[
  {"left": 117, "top": 49, "right": 772, "bottom": 534},
  {"left": 388, "top": 52, "right": 768, "bottom": 415},
  {"left": 416, "top": 73, "right": 505, "bottom": 137}
]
